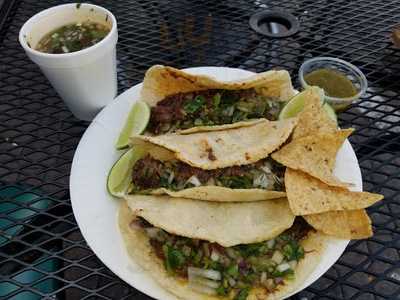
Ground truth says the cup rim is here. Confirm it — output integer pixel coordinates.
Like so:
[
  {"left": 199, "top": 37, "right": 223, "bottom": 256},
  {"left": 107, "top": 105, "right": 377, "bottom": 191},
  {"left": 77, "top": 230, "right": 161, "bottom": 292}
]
[
  {"left": 299, "top": 56, "right": 368, "bottom": 103},
  {"left": 19, "top": 3, "right": 117, "bottom": 59}
]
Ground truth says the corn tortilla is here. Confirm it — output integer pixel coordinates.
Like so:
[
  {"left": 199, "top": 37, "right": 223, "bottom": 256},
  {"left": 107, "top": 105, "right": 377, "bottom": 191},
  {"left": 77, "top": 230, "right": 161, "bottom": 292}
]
[
  {"left": 140, "top": 65, "right": 295, "bottom": 107},
  {"left": 119, "top": 202, "right": 328, "bottom": 300},
  {"left": 125, "top": 195, "right": 295, "bottom": 247},
  {"left": 132, "top": 118, "right": 297, "bottom": 170},
  {"left": 150, "top": 186, "right": 286, "bottom": 202}
]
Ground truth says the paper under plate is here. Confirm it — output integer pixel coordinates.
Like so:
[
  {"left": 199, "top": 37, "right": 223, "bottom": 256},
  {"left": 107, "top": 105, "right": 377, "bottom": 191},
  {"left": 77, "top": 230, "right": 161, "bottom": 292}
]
[{"left": 70, "top": 67, "right": 360, "bottom": 300}]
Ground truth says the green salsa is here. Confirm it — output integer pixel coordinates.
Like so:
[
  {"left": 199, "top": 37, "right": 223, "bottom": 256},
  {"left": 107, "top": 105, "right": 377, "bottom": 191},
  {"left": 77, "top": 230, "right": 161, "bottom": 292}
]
[
  {"left": 35, "top": 21, "right": 110, "bottom": 54},
  {"left": 304, "top": 68, "right": 358, "bottom": 98}
]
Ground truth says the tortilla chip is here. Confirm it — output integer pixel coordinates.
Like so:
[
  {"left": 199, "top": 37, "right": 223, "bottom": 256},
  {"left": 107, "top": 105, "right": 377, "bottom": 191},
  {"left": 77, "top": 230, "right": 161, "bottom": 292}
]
[
  {"left": 125, "top": 195, "right": 295, "bottom": 247},
  {"left": 285, "top": 169, "right": 383, "bottom": 215},
  {"left": 304, "top": 209, "right": 373, "bottom": 239},
  {"left": 140, "top": 65, "right": 295, "bottom": 107},
  {"left": 119, "top": 202, "right": 328, "bottom": 300},
  {"left": 271, "top": 129, "right": 354, "bottom": 187},
  {"left": 292, "top": 87, "right": 337, "bottom": 140},
  {"left": 132, "top": 118, "right": 297, "bottom": 170}
]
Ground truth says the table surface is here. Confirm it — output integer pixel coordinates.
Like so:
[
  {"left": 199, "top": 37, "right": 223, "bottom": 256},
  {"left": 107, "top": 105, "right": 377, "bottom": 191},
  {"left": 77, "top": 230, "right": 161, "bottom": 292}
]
[{"left": 0, "top": 0, "right": 399, "bottom": 299}]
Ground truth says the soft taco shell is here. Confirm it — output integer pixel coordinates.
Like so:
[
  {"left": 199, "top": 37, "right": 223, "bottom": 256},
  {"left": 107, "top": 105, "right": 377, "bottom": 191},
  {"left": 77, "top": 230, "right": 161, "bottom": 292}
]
[
  {"left": 292, "top": 87, "right": 337, "bottom": 140},
  {"left": 150, "top": 186, "right": 286, "bottom": 202},
  {"left": 271, "top": 129, "right": 354, "bottom": 187},
  {"left": 132, "top": 118, "right": 297, "bottom": 170},
  {"left": 285, "top": 169, "right": 383, "bottom": 215},
  {"left": 125, "top": 195, "right": 295, "bottom": 247},
  {"left": 119, "top": 202, "right": 328, "bottom": 300},
  {"left": 304, "top": 209, "right": 373, "bottom": 239},
  {"left": 140, "top": 65, "right": 295, "bottom": 107}
]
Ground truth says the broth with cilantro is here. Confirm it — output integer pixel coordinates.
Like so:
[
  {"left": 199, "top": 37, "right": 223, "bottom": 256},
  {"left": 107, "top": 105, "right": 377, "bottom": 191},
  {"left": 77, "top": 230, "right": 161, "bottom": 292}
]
[{"left": 35, "top": 21, "right": 110, "bottom": 54}]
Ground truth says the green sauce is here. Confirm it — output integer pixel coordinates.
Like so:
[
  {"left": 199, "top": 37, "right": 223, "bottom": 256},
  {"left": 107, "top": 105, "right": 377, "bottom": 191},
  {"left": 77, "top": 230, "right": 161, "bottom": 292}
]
[
  {"left": 35, "top": 21, "right": 110, "bottom": 54},
  {"left": 304, "top": 68, "right": 358, "bottom": 98}
]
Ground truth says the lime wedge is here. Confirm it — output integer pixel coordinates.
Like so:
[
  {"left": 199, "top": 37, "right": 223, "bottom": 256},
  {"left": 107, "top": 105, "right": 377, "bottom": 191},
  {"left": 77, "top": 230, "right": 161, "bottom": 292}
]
[
  {"left": 279, "top": 87, "right": 337, "bottom": 124},
  {"left": 116, "top": 101, "right": 150, "bottom": 150},
  {"left": 322, "top": 102, "right": 338, "bottom": 124},
  {"left": 107, "top": 147, "right": 145, "bottom": 197}
]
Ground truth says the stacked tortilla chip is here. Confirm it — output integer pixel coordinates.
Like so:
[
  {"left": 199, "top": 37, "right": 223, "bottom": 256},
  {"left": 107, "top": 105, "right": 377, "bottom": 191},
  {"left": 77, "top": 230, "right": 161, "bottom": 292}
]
[{"left": 272, "top": 88, "right": 383, "bottom": 239}]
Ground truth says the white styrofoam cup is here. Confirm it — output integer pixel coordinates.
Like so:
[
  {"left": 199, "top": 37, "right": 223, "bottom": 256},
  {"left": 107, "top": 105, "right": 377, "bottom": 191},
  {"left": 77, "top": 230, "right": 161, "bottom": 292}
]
[{"left": 19, "top": 3, "right": 118, "bottom": 121}]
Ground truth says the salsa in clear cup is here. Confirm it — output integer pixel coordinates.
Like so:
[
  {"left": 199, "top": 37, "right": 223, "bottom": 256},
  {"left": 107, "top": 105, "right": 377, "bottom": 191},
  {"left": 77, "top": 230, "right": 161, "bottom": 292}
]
[{"left": 299, "top": 57, "right": 367, "bottom": 111}]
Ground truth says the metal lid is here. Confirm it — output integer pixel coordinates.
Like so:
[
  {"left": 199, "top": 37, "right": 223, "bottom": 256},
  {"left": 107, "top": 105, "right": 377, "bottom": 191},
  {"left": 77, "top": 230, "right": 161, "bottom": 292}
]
[{"left": 249, "top": 10, "right": 299, "bottom": 38}]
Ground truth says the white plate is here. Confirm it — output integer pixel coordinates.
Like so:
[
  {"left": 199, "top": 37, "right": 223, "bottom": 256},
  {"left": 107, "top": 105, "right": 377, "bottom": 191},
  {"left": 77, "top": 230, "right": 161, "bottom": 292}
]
[{"left": 70, "top": 67, "right": 361, "bottom": 300}]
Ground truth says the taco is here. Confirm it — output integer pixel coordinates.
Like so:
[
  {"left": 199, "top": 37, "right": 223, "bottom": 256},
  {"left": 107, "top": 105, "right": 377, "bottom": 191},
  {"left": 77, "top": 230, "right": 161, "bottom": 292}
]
[
  {"left": 129, "top": 153, "right": 286, "bottom": 202},
  {"left": 140, "top": 65, "right": 295, "bottom": 135},
  {"left": 119, "top": 197, "right": 327, "bottom": 300},
  {"left": 126, "top": 119, "right": 296, "bottom": 201}
]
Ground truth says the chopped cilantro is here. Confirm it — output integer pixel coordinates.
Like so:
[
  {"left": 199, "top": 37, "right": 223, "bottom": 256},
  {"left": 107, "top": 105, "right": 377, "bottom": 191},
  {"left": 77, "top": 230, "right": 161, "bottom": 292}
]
[
  {"left": 164, "top": 246, "right": 185, "bottom": 271},
  {"left": 283, "top": 241, "right": 304, "bottom": 261},
  {"left": 234, "top": 287, "right": 250, "bottom": 300},
  {"left": 184, "top": 95, "right": 205, "bottom": 113}
]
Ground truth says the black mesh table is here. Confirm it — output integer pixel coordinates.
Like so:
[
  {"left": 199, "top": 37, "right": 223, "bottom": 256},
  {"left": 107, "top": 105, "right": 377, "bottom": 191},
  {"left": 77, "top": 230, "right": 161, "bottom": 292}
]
[{"left": 1, "top": 0, "right": 399, "bottom": 299}]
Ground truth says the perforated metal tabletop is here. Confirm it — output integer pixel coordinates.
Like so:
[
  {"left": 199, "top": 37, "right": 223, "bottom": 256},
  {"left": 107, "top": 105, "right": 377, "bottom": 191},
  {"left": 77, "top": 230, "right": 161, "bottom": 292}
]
[{"left": 0, "top": 0, "right": 399, "bottom": 299}]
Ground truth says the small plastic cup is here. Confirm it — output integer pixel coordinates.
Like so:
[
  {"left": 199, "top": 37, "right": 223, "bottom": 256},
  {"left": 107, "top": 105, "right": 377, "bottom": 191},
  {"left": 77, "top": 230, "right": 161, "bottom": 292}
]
[
  {"left": 19, "top": 3, "right": 118, "bottom": 121},
  {"left": 299, "top": 57, "right": 368, "bottom": 110}
]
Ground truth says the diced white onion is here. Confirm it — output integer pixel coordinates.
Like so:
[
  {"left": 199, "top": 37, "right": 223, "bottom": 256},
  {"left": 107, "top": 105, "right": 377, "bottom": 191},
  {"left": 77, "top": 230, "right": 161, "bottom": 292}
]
[
  {"left": 260, "top": 272, "right": 267, "bottom": 283},
  {"left": 277, "top": 262, "right": 291, "bottom": 272},
  {"left": 210, "top": 250, "right": 219, "bottom": 262},
  {"left": 188, "top": 274, "right": 220, "bottom": 289},
  {"left": 188, "top": 281, "right": 217, "bottom": 295},
  {"left": 188, "top": 267, "right": 222, "bottom": 281},
  {"left": 271, "top": 251, "right": 284, "bottom": 264},
  {"left": 186, "top": 175, "right": 201, "bottom": 187},
  {"left": 266, "top": 239, "right": 275, "bottom": 249},
  {"left": 260, "top": 165, "right": 272, "bottom": 174},
  {"left": 223, "top": 106, "right": 235, "bottom": 116},
  {"left": 253, "top": 173, "right": 269, "bottom": 188},
  {"left": 168, "top": 171, "right": 175, "bottom": 184},
  {"left": 288, "top": 260, "right": 297, "bottom": 270},
  {"left": 228, "top": 277, "right": 236, "bottom": 287}
]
